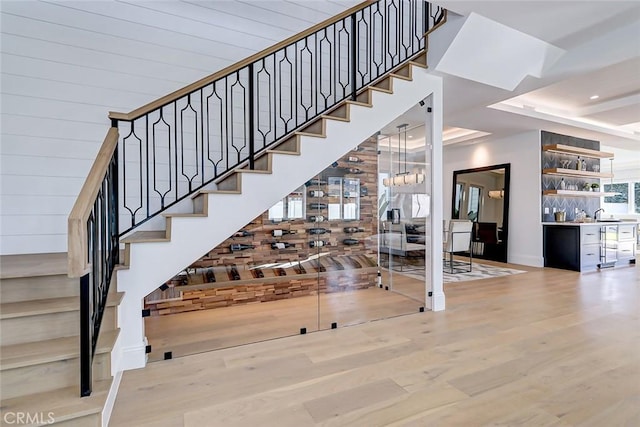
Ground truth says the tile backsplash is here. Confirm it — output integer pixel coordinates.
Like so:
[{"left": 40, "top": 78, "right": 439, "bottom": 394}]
[{"left": 541, "top": 131, "right": 601, "bottom": 222}]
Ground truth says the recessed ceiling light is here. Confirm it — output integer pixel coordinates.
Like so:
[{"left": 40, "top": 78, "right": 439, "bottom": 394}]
[
  {"left": 590, "top": 95, "right": 599, "bottom": 100},
  {"left": 408, "top": 135, "right": 413, "bottom": 138}
]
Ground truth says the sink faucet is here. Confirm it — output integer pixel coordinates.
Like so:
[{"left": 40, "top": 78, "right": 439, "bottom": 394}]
[{"left": 594, "top": 208, "right": 605, "bottom": 220}]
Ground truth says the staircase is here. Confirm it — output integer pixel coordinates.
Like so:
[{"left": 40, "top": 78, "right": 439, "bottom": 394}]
[
  {"left": 115, "top": 55, "right": 443, "bottom": 370},
  {"left": 0, "top": 253, "right": 122, "bottom": 426},
  {"left": 0, "top": 1, "right": 447, "bottom": 425}
]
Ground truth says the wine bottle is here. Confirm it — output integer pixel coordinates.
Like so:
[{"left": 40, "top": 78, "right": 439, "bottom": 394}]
[
  {"left": 308, "top": 190, "right": 325, "bottom": 197},
  {"left": 309, "top": 203, "right": 327, "bottom": 210},
  {"left": 344, "top": 167, "right": 364, "bottom": 174},
  {"left": 308, "top": 227, "right": 331, "bottom": 235},
  {"left": 232, "top": 230, "right": 254, "bottom": 237},
  {"left": 347, "top": 156, "right": 363, "bottom": 163},
  {"left": 342, "top": 238, "right": 360, "bottom": 245},
  {"left": 271, "top": 229, "right": 297, "bottom": 237},
  {"left": 343, "top": 227, "right": 365, "bottom": 233},
  {"left": 305, "top": 179, "right": 327, "bottom": 187},
  {"left": 250, "top": 267, "right": 264, "bottom": 279},
  {"left": 308, "top": 215, "right": 325, "bottom": 222},
  {"left": 230, "top": 243, "right": 255, "bottom": 252},
  {"left": 293, "top": 263, "right": 307, "bottom": 274},
  {"left": 347, "top": 257, "right": 362, "bottom": 268},
  {"left": 204, "top": 268, "right": 216, "bottom": 283},
  {"left": 327, "top": 161, "right": 339, "bottom": 168},
  {"left": 343, "top": 191, "right": 356, "bottom": 198},
  {"left": 271, "top": 242, "right": 294, "bottom": 249},
  {"left": 309, "top": 240, "right": 330, "bottom": 248},
  {"left": 329, "top": 258, "right": 345, "bottom": 270},
  {"left": 227, "top": 265, "right": 241, "bottom": 280},
  {"left": 352, "top": 146, "right": 364, "bottom": 152}
]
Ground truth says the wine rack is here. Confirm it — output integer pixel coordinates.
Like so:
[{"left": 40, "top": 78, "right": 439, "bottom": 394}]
[{"left": 146, "top": 137, "right": 379, "bottom": 316}]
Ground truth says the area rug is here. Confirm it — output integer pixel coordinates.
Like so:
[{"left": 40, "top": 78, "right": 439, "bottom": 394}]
[{"left": 399, "top": 261, "right": 527, "bottom": 283}]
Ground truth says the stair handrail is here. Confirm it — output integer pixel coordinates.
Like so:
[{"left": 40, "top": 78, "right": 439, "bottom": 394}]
[
  {"left": 68, "top": 126, "right": 118, "bottom": 278},
  {"left": 109, "top": 0, "right": 377, "bottom": 122}
]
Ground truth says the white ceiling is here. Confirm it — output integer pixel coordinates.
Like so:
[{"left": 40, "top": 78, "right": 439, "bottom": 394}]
[
  {"left": 427, "top": 1, "right": 640, "bottom": 151},
  {"left": 3, "top": 0, "right": 638, "bottom": 151}
]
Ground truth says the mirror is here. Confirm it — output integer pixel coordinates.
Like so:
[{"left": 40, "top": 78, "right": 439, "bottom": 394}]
[{"left": 452, "top": 164, "right": 510, "bottom": 263}]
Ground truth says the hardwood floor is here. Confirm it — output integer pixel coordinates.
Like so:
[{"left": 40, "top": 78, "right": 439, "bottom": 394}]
[{"left": 110, "top": 264, "right": 640, "bottom": 426}]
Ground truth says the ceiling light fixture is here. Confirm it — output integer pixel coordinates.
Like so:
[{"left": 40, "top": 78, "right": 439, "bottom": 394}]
[
  {"left": 590, "top": 95, "right": 599, "bottom": 100},
  {"left": 382, "top": 124, "right": 425, "bottom": 187}
]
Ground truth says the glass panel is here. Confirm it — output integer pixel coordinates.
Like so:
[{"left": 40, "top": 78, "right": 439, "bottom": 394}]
[
  {"left": 635, "top": 183, "right": 640, "bottom": 214},
  {"left": 142, "top": 113, "right": 434, "bottom": 362},
  {"left": 369, "top": 117, "right": 429, "bottom": 325},
  {"left": 143, "top": 185, "right": 319, "bottom": 361}
]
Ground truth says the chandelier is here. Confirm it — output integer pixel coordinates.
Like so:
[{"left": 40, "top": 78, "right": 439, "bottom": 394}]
[{"left": 382, "top": 123, "right": 426, "bottom": 187}]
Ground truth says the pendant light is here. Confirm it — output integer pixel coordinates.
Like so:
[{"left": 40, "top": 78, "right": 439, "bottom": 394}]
[{"left": 382, "top": 123, "right": 425, "bottom": 186}]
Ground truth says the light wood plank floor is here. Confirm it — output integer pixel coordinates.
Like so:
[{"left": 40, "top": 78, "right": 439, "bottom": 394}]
[{"left": 111, "top": 263, "right": 640, "bottom": 426}]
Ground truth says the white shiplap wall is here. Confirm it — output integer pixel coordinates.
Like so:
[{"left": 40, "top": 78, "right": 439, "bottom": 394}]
[{"left": 0, "top": 0, "right": 362, "bottom": 255}]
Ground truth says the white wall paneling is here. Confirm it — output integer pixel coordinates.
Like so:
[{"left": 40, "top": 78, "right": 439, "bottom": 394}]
[{"left": 0, "top": 0, "right": 361, "bottom": 254}]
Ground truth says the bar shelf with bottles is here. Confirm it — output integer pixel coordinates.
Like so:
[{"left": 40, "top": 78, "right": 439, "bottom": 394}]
[{"left": 541, "top": 168, "right": 612, "bottom": 179}]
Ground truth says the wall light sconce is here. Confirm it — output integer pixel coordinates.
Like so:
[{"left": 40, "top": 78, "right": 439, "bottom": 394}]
[{"left": 488, "top": 190, "right": 504, "bottom": 199}]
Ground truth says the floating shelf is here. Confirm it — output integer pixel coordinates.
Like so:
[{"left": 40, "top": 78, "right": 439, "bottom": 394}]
[
  {"left": 542, "top": 168, "right": 613, "bottom": 179},
  {"left": 543, "top": 190, "right": 620, "bottom": 198},
  {"left": 542, "top": 144, "right": 614, "bottom": 159}
]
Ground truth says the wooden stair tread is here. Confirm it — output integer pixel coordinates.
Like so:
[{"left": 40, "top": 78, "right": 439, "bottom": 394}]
[
  {"left": 0, "top": 329, "right": 119, "bottom": 370},
  {"left": 162, "top": 212, "right": 207, "bottom": 218},
  {"left": 266, "top": 149, "right": 301, "bottom": 155},
  {"left": 197, "top": 189, "right": 242, "bottom": 195},
  {"left": 121, "top": 230, "right": 169, "bottom": 243},
  {"left": 345, "top": 100, "right": 372, "bottom": 107},
  {"left": 321, "top": 113, "right": 350, "bottom": 122},
  {"left": 0, "top": 252, "right": 68, "bottom": 279},
  {"left": 0, "top": 292, "right": 123, "bottom": 320},
  {"left": 235, "top": 169, "right": 271, "bottom": 174},
  {"left": 0, "top": 380, "right": 111, "bottom": 425}
]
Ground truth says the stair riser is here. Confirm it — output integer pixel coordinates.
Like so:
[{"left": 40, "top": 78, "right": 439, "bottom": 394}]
[
  {"left": 216, "top": 173, "right": 239, "bottom": 191},
  {"left": 0, "top": 275, "right": 79, "bottom": 303},
  {"left": 0, "top": 352, "right": 111, "bottom": 400},
  {"left": 0, "top": 306, "right": 117, "bottom": 346},
  {"left": 1, "top": 312, "right": 78, "bottom": 346}
]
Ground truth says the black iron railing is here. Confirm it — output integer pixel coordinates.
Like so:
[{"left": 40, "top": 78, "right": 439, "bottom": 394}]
[
  {"left": 71, "top": 0, "right": 445, "bottom": 397},
  {"left": 113, "top": 0, "right": 445, "bottom": 235},
  {"left": 68, "top": 126, "right": 120, "bottom": 397}
]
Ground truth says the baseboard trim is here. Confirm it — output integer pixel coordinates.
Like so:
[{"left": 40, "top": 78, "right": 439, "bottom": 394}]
[
  {"left": 432, "top": 291, "right": 446, "bottom": 311},
  {"left": 102, "top": 370, "right": 122, "bottom": 427},
  {"left": 119, "top": 344, "right": 147, "bottom": 371},
  {"left": 509, "top": 254, "right": 544, "bottom": 267}
]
